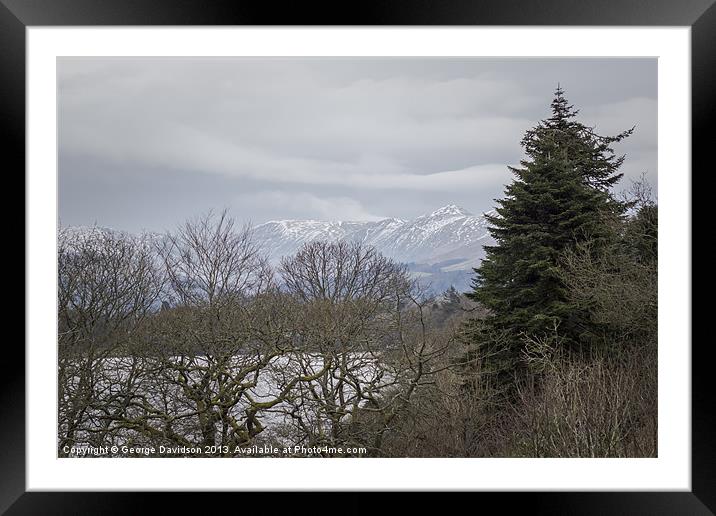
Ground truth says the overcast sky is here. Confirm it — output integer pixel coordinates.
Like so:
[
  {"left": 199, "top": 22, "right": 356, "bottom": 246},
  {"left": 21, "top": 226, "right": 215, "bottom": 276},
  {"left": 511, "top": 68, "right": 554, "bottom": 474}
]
[{"left": 58, "top": 57, "right": 657, "bottom": 233}]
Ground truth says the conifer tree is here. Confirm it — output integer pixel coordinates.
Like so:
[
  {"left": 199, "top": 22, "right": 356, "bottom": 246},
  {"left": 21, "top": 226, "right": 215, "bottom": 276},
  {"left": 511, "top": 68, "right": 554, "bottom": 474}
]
[{"left": 465, "top": 87, "right": 633, "bottom": 383}]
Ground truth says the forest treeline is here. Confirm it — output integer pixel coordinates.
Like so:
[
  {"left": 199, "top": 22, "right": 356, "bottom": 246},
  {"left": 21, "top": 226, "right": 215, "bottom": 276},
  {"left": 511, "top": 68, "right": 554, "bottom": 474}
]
[{"left": 58, "top": 88, "right": 657, "bottom": 457}]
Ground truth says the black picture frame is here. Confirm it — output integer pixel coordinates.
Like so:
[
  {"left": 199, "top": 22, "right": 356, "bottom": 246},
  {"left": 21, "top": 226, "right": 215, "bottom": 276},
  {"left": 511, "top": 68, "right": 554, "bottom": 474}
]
[{"left": 4, "top": 1, "right": 710, "bottom": 513}]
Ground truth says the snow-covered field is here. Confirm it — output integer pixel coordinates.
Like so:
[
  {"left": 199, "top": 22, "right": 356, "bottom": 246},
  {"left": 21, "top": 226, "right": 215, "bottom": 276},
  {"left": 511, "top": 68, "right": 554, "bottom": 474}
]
[{"left": 59, "top": 352, "right": 396, "bottom": 457}]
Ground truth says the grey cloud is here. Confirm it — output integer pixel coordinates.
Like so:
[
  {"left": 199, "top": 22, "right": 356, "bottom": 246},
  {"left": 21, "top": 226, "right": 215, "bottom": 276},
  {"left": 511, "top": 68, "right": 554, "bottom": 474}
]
[{"left": 58, "top": 57, "right": 657, "bottom": 233}]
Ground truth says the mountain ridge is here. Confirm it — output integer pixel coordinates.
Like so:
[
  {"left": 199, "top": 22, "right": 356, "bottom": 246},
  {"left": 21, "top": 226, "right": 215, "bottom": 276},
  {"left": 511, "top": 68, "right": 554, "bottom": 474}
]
[
  {"left": 253, "top": 204, "right": 495, "bottom": 292},
  {"left": 62, "top": 204, "right": 496, "bottom": 293}
]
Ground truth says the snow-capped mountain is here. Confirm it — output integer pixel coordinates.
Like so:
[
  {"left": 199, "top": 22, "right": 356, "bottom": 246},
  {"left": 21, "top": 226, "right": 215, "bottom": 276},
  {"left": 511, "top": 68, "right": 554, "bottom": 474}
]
[
  {"left": 61, "top": 205, "right": 496, "bottom": 293},
  {"left": 58, "top": 225, "right": 164, "bottom": 251},
  {"left": 253, "top": 204, "right": 495, "bottom": 292}
]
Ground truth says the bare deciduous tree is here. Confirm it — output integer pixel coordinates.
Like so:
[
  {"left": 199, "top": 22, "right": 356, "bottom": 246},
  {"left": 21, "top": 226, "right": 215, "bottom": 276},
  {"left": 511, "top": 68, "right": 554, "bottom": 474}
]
[
  {"left": 274, "top": 241, "right": 452, "bottom": 456},
  {"left": 58, "top": 227, "right": 162, "bottom": 455}
]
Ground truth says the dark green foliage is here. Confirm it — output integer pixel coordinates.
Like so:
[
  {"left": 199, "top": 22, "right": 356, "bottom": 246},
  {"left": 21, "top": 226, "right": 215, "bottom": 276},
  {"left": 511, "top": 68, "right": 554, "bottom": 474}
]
[
  {"left": 522, "top": 86, "right": 633, "bottom": 190},
  {"left": 465, "top": 87, "right": 633, "bottom": 383}
]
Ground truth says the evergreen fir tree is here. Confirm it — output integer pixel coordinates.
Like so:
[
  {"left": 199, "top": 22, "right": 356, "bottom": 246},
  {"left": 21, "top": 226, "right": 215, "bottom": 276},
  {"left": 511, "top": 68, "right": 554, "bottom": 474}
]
[{"left": 464, "top": 87, "right": 633, "bottom": 384}]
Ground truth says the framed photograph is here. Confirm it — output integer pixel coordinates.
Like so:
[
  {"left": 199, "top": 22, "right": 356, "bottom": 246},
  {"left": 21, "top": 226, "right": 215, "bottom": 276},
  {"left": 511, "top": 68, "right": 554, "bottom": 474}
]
[{"left": 7, "top": 0, "right": 710, "bottom": 513}]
